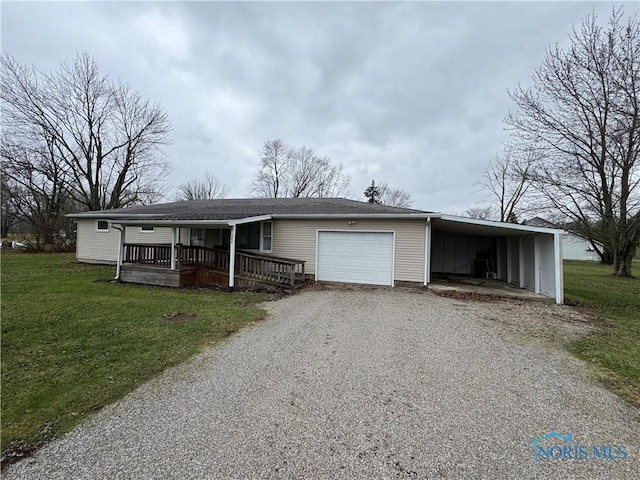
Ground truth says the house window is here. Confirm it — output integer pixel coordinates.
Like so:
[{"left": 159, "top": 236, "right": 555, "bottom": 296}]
[
  {"left": 190, "top": 228, "right": 205, "bottom": 246},
  {"left": 236, "top": 222, "right": 272, "bottom": 251},
  {"left": 96, "top": 220, "right": 109, "bottom": 232},
  {"left": 236, "top": 223, "right": 261, "bottom": 250},
  {"left": 139, "top": 226, "right": 155, "bottom": 233},
  {"left": 261, "top": 222, "right": 272, "bottom": 251}
]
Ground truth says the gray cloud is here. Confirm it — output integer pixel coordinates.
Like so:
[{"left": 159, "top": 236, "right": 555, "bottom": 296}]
[{"left": 3, "top": 1, "right": 634, "bottom": 213}]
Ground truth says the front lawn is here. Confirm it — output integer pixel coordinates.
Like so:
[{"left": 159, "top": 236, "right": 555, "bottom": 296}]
[
  {"left": 1, "top": 253, "right": 267, "bottom": 464},
  {"left": 564, "top": 260, "right": 640, "bottom": 407}
]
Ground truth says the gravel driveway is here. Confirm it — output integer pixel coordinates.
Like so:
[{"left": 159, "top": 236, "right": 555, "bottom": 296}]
[{"left": 5, "top": 289, "right": 639, "bottom": 479}]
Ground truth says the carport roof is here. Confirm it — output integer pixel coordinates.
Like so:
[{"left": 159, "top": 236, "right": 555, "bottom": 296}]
[
  {"left": 433, "top": 215, "right": 564, "bottom": 236},
  {"left": 68, "top": 197, "right": 435, "bottom": 223}
]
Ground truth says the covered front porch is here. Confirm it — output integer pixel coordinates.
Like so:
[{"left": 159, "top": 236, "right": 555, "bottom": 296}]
[{"left": 113, "top": 221, "right": 306, "bottom": 289}]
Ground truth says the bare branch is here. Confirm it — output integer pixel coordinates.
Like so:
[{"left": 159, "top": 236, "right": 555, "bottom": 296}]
[{"left": 174, "top": 173, "right": 229, "bottom": 201}]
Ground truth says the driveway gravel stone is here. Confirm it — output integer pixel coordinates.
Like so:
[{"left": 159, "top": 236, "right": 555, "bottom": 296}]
[{"left": 5, "top": 289, "right": 639, "bottom": 479}]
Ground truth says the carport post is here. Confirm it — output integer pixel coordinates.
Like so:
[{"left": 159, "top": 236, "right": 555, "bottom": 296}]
[
  {"left": 534, "top": 236, "right": 541, "bottom": 294},
  {"left": 423, "top": 218, "right": 432, "bottom": 286},
  {"left": 554, "top": 232, "right": 564, "bottom": 304},
  {"left": 518, "top": 237, "right": 525, "bottom": 288},
  {"left": 506, "top": 238, "right": 512, "bottom": 284}
]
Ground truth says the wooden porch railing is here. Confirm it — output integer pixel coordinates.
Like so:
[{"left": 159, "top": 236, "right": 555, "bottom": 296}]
[
  {"left": 236, "top": 251, "right": 306, "bottom": 288},
  {"left": 178, "top": 245, "right": 229, "bottom": 271},
  {"left": 123, "top": 244, "right": 306, "bottom": 288},
  {"left": 124, "top": 244, "right": 172, "bottom": 265}
]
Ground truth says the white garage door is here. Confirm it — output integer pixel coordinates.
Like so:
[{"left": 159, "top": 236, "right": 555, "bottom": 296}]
[{"left": 316, "top": 231, "right": 394, "bottom": 286}]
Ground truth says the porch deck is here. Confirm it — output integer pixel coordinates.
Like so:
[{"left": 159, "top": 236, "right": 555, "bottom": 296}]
[{"left": 120, "top": 244, "right": 306, "bottom": 289}]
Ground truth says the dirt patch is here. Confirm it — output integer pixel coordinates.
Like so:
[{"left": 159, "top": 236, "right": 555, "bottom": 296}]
[
  {"left": 469, "top": 299, "right": 605, "bottom": 345},
  {"left": 162, "top": 313, "right": 197, "bottom": 324},
  {"left": 433, "top": 289, "right": 509, "bottom": 302}
]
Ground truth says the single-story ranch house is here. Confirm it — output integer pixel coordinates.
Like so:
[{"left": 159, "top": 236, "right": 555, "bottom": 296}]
[{"left": 69, "top": 198, "right": 564, "bottom": 303}]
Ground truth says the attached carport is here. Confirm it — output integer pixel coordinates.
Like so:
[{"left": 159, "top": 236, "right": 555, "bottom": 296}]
[{"left": 428, "top": 215, "right": 564, "bottom": 304}]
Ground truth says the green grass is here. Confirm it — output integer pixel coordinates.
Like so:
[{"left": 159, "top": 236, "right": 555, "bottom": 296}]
[
  {"left": 1, "top": 253, "right": 267, "bottom": 462},
  {"left": 564, "top": 260, "right": 640, "bottom": 407}
]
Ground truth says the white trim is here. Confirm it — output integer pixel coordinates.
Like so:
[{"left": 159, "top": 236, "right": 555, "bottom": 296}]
[
  {"left": 111, "top": 220, "right": 232, "bottom": 226},
  {"left": 139, "top": 226, "right": 155, "bottom": 233},
  {"left": 554, "top": 232, "right": 564, "bottom": 304},
  {"left": 228, "top": 225, "right": 236, "bottom": 288},
  {"left": 424, "top": 218, "right": 431, "bottom": 286},
  {"left": 260, "top": 221, "right": 273, "bottom": 253},
  {"left": 83, "top": 213, "right": 433, "bottom": 225},
  {"left": 438, "top": 214, "right": 564, "bottom": 234},
  {"left": 170, "top": 227, "right": 177, "bottom": 270},
  {"left": 227, "top": 215, "right": 273, "bottom": 226},
  {"left": 315, "top": 229, "right": 395, "bottom": 287},
  {"left": 96, "top": 220, "right": 110, "bottom": 232},
  {"left": 273, "top": 213, "right": 437, "bottom": 220}
]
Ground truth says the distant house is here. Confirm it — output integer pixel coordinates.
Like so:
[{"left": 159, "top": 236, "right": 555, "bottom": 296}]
[
  {"left": 68, "top": 198, "right": 565, "bottom": 303},
  {"left": 524, "top": 217, "right": 602, "bottom": 262}
]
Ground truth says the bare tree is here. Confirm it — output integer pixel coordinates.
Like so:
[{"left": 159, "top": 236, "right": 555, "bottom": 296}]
[
  {"left": 363, "top": 179, "right": 412, "bottom": 207},
  {"left": 251, "top": 139, "right": 289, "bottom": 198},
  {"left": 1, "top": 172, "right": 20, "bottom": 237},
  {"left": 464, "top": 205, "right": 499, "bottom": 221},
  {"left": 506, "top": 8, "right": 640, "bottom": 276},
  {"left": 479, "top": 145, "right": 536, "bottom": 223},
  {"left": 1, "top": 52, "right": 172, "bottom": 213},
  {"left": 250, "top": 140, "right": 349, "bottom": 198},
  {"left": 377, "top": 182, "right": 413, "bottom": 208},
  {"left": 1, "top": 137, "right": 77, "bottom": 248},
  {"left": 174, "top": 172, "right": 229, "bottom": 201}
]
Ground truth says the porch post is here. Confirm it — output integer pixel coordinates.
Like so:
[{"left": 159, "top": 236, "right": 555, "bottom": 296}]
[
  {"left": 170, "top": 227, "right": 177, "bottom": 270},
  {"left": 228, "top": 224, "right": 236, "bottom": 289}
]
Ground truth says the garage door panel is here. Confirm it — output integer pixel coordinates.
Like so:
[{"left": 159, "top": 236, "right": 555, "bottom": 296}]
[{"left": 317, "top": 231, "right": 394, "bottom": 286}]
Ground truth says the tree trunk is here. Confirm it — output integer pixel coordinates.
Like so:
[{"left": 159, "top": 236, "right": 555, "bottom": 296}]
[
  {"left": 614, "top": 243, "right": 635, "bottom": 277},
  {"left": 600, "top": 250, "right": 614, "bottom": 265}
]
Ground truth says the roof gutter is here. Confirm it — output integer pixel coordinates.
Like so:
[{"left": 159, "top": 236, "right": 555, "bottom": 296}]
[
  {"left": 109, "top": 219, "right": 232, "bottom": 226},
  {"left": 437, "top": 214, "right": 564, "bottom": 234},
  {"left": 271, "top": 213, "right": 441, "bottom": 220}
]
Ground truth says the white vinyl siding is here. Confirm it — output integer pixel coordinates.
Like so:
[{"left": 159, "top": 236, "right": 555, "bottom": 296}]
[
  {"left": 273, "top": 219, "right": 426, "bottom": 283},
  {"left": 75, "top": 219, "right": 175, "bottom": 264}
]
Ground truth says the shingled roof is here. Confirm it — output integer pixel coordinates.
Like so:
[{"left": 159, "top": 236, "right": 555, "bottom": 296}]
[{"left": 69, "top": 198, "right": 432, "bottom": 221}]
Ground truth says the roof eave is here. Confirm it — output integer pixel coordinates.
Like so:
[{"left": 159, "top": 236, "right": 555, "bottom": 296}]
[
  {"left": 271, "top": 213, "right": 440, "bottom": 220},
  {"left": 438, "top": 214, "right": 565, "bottom": 234}
]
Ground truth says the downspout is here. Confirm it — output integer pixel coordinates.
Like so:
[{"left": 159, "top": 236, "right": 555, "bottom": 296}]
[
  {"left": 113, "top": 224, "right": 124, "bottom": 281},
  {"left": 424, "top": 217, "right": 432, "bottom": 286}
]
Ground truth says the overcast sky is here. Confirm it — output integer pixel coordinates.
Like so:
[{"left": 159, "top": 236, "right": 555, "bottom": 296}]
[{"left": 2, "top": 1, "right": 636, "bottom": 213}]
